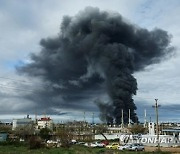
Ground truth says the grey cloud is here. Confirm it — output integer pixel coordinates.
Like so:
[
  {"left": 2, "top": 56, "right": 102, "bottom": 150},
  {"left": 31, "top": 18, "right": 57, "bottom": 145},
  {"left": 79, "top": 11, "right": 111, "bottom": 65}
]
[{"left": 17, "top": 7, "right": 172, "bottom": 124}]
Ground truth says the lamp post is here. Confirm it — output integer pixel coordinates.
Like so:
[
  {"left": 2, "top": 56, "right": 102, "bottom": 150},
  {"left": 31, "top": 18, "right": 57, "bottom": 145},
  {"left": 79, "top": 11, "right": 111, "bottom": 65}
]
[{"left": 152, "top": 99, "right": 161, "bottom": 151}]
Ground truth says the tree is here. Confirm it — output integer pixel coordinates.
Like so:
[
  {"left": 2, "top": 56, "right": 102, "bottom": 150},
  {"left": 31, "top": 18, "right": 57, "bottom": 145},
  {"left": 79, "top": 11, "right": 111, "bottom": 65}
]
[
  {"left": 0, "top": 125, "right": 12, "bottom": 133},
  {"left": 29, "top": 136, "right": 42, "bottom": 149},
  {"left": 129, "top": 124, "right": 147, "bottom": 134},
  {"left": 55, "top": 126, "right": 73, "bottom": 147},
  {"left": 39, "top": 127, "right": 52, "bottom": 140},
  {"left": 94, "top": 124, "right": 108, "bottom": 141},
  {"left": 13, "top": 125, "right": 34, "bottom": 140}
]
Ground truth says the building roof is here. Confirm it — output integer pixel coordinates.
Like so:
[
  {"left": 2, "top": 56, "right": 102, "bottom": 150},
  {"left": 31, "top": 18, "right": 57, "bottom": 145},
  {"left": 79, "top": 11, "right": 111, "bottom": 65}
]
[{"left": 38, "top": 117, "right": 51, "bottom": 121}]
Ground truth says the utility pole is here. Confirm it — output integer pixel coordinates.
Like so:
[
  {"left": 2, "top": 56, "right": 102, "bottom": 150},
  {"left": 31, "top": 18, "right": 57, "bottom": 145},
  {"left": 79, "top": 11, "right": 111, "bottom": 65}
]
[
  {"left": 35, "top": 110, "right": 37, "bottom": 124},
  {"left": 152, "top": 99, "right": 161, "bottom": 151},
  {"left": 92, "top": 112, "right": 94, "bottom": 125},
  {"left": 83, "top": 112, "right": 86, "bottom": 122},
  {"left": 144, "top": 109, "right": 147, "bottom": 128}
]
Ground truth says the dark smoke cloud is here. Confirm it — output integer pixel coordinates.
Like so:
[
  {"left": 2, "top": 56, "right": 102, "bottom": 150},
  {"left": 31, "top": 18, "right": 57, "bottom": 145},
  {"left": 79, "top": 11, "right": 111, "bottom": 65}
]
[{"left": 17, "top": 7, "right": 173, "bottom": 124}]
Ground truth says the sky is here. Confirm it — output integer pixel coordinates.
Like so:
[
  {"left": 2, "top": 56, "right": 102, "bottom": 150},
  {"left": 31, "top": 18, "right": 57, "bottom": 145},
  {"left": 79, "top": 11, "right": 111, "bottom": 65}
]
[{"left": 0, "top": 0, "right": 180, "bottom": 123}]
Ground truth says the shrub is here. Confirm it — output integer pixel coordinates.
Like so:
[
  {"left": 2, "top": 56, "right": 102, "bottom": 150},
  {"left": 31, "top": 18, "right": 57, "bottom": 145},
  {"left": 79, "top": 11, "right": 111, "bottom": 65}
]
[
  {"left": 39, "top": 128, "right": 52, "bottom": 140},
  {"left": 29, "top": 136, "right": 43, "bottom": 149}
]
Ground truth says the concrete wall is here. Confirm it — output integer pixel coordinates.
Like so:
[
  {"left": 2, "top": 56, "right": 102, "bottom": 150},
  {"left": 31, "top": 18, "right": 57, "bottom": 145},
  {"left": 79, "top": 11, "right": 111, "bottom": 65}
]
[
  {"left": 119, "top": 134, "right": 180, "bottom": 147},
  {"left": 95, "top": 133, "right": 180, "bottom": 147},
  {"left": 95, "top": 133, "right": 120, "bottom": 140}
]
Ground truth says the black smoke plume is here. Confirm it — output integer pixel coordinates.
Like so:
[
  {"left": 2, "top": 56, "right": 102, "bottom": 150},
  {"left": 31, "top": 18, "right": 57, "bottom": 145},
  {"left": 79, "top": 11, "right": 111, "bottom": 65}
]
[{"left": 17, "top": 7, "right": 173, "bottom": 124}]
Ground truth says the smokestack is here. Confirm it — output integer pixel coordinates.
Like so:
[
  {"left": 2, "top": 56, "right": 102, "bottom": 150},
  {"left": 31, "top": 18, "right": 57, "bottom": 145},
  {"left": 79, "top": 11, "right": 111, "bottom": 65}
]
[
  {"left": 17, "top": 7, "right": 173, "bottom": 124},
  {"left": 121, "top": 109, "right": 124, "bottom": 128},
  {"left": 128, "top": 109, "right": 131, "bottom": 126}
]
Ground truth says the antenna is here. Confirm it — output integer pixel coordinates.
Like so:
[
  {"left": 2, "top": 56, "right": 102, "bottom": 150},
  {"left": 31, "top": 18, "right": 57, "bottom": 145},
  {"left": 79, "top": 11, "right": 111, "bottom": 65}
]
[
  {"left": 83, "top": 111, "right": 86, "bottom": 122},
  {"left": 44, "top": 109, "right": 47, "bottom": 118}
]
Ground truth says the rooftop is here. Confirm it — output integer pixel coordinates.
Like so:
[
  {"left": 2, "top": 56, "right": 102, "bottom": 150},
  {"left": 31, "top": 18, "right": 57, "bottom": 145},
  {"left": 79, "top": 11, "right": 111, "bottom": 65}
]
[{"left": 38, "top": 117, "right": 51, "bottom": 121}]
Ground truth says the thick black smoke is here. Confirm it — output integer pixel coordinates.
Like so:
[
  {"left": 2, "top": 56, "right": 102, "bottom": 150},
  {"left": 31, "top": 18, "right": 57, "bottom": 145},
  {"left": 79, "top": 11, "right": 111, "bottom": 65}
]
[{"left": 17, "top": 7, "right": 173, "bottom": 124}]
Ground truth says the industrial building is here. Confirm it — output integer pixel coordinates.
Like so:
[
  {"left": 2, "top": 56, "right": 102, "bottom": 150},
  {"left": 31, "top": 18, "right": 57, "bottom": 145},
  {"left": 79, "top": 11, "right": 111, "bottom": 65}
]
[{"left": 12, "top": 115, "right": 33, "bottom": 130}]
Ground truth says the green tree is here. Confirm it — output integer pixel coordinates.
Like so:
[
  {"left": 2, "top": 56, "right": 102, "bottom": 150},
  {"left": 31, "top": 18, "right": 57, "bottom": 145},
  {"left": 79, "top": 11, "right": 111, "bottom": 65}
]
[{"left": 39, "top": 127, "right": 52, "bottom": 140}]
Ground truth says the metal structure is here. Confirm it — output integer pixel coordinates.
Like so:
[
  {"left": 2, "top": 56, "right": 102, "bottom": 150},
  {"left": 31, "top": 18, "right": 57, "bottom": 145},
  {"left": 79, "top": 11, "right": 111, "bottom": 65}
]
[{"left": 152, "top": 99, "right": 161, "bottom": 151}]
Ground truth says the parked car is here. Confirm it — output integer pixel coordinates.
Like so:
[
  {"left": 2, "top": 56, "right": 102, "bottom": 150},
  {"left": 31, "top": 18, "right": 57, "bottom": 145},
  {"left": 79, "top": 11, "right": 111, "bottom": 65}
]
[
  {"left": 70, "top": 139, "right": 77, "bottom": 144},
  {"left": 101, "top": 140, "right": 109, "bottom": 146},
  {"left": 83, "top": 142, "right": 97, "bottom": 148},
  {"left": 47, "top": 140, "right": 58, "bottom": 144},
  {"left": 118, "top": 144, "right": 131, "bottom": 150},
  {"left": 46, "top": 140, "right": 59, "bottom": 148},
  {"left": 93, "top": 141, "right": 105, "bottom": 148},
  {"left": 77, "top": 142, "right": 86, "bottom": 146},
  {"left": 128, "top": 143, "right": 145, "bottom": 151},
  {"left": 106, "top": 143, "right": 119, "bottom": 149},
  {"left": 89, "top": 142, "right": 98, "bottom": 148}
]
